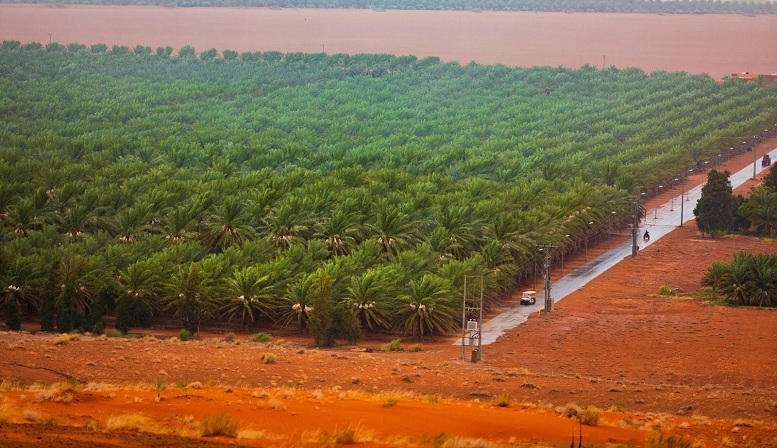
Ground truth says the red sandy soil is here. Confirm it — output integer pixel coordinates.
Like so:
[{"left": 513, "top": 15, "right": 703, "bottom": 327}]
[
  {"left": 2, "top": 144, "right": 777, "bottom": 447},
  {"left": 2, "top": 5, "right": 777, "bottom": 79}
]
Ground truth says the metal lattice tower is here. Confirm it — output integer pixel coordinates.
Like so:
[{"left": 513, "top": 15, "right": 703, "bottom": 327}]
[{"left": 460, "top": 275, "right": 483, "bottom": 362}]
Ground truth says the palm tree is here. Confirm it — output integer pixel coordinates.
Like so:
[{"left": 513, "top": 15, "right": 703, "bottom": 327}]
[
  {"left": 163, "top": 263, "right": 218, "bottom": 335},
  {"left": 720, "top": 253, "right": 753, "bottom": 306},
  {"left": 744, "top": 253, "right": 777, "bottom": 307},
  {"left": 5, "top": 198, "right": 41, "bottom": 238},
  {"left": 277, "top": 274, "right": 316, "bottom": 332},
  {"left": 423, "top": 226, "right": 459, "bottom": 264},
  {"left": 115, "top": 204, "right": 154, "bottom": 243},
  {"left": 392, "top": 274, "right": 457, "bottom": 339},
  {"left": 739, "top": 188, "right": 777, "bottom": 236},
  {"left": 263, "top": 203, "right": 311, "bottom": 250},
  {"left": 57, "top": 204, "right": 102, "bottom": 241},
  {"left": 115, "top": 262, "right": 163, "bottom": 332},
  {"left": 55, "top": 253, "right": 101, "bottom": 332},
  {"left": 369, "top": 203, "right": 416, "bottom": 258},
  {"left": 1, "top": 256, "right": 42, "bottom": 329},
  {"left": 342, "top": 268, "right": 392, "bottom": 333},
  {"left": 434, "top": 205, "right": 479, "bottom": 260},
  {"left": 162, "top": 207, "right": 198, "bottom": 244},
  {"left": 201, "top": 196, "right": 255, "bottom": 252},
  {"left": 219, "top": 266, "right": 276, "bottom": 331},
  {"left": 316, "top": 209, "right": 359, "bottom": 257},
  {"left": 702, "top": 261, "right": 729, "bottom": 300}
]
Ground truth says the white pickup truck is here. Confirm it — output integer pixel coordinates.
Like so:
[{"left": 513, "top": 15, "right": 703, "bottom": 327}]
[{"left": 520, "top": 290, "right": 537, "bottom": 305}]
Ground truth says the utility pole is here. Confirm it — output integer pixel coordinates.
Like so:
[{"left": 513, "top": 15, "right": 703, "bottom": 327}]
[
  {"left": 629, "top": 193, "right": 644, "bottom": 258},
  {"left": 539, "top": 245, "right": 557, "bottom": 312},
  {"left": 680, "top": 169, "right": 693, "bottom": 227}
]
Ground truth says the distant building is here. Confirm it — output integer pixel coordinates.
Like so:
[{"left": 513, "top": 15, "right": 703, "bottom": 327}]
[{"left": 729, "top": 72, "right": 777, "bottom": 84}]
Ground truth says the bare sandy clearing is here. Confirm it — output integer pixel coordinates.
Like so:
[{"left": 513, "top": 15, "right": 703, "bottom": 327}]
[{"left": 1, "top": 5, "right": 776, "bottom": 79}]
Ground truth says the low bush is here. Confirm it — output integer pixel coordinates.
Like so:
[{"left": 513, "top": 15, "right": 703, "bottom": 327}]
[
  {"left": 105, "top": 329, "right": 123, "bottom": 338},
  {"left": 251, "top": 332, "right": 272, "bottom": 342},
  {"left": 201, "top": 413, "right": 239, "bottom": 437},
  {"left": 224, "top": 332, "right": 235, "bottom": 343},
  {"left": 261, "top": 353, "right": 276, "bottom": 364},
  {"left": 381, "top": 339, "right": 403, "bottom": 352},
  {"left": 579, "top": 406, "right": 601, "bottom": 426},
  {"left": 560, "top": 402, "right": 581, "bottom": 418},
  {"left": 178, "top": 329, "right": 193, "bottom": 341}
]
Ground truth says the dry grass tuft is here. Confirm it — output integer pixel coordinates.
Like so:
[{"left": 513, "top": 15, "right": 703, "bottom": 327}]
[
  {"left": 0, "top": 398, "right": 20, "bottom": 424},
  {"left": 201, "top": 413, "right": 239, "bottom": 438},
  {"left": 105, "top": 413, "right": 151, "bottom": 431},
  {"left": 0, "top": 379, "right": 27, "bottom": 392},
  {"left": 22, "top": 407, "right": 42, "bottom": 423},
  {"left": 237, "top": 428, "right": 284, "bottom": 441},
  {"left": 493, "top": 392, "right": 513, "bottom": 407},
  {"left": 558, "top": 402, "right": 581, "bottom": 418},
  {"left": 579, "top": 406, "right": 602, "bottom": 426},
  {"left": 311, "top": 423, "right": 377, "bottom": 447},
  {"left": 54, "top": 333, "right": 80, "bottom": 345}
]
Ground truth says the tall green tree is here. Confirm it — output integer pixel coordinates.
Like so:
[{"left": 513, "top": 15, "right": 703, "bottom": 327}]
[{"left": 694, "top": 170, "right": 736, "bottom": 236}]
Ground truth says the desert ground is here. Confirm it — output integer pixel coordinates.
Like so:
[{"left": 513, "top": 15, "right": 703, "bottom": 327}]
[
  {"left": 2, "top": 145, "right": 777, "bottom": 447},
  {"left": 2, "top": 5, "right": 777, "bottom": 79}
]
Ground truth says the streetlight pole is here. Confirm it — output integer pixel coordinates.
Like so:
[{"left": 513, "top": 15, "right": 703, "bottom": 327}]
[
  {"left": 584, "top": 221, "right": 593, "bottom": 261},
  {"left": 750, "top": 140, "right": 757, "bottom": 180},
  {"left": 654, "top": 185, "right": 663, "bottom": 219},
  {"left": 630, "top": 193, "right": 644, "bottom": 258},
  {"left": 680, "top": 169, "right": 692, "bottom": 227}
]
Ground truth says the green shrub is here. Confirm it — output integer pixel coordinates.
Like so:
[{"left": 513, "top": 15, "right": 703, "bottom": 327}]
[
  {"left": 91, "top": 321, "right": 105, "bottom": 335},
  {"left": 251, "top": 332, "right": 271, "bottom": 342},
  {"left": 201, "top": 413, "right": 238, "bottom": 438},
  {"left": 658, "top": 285, "right": 672, "bottom": 295},
  {"left": 382, "top": 339, "right": 403, "bottom": 352},
  {"left": 178, "top": 329, "right": 193, "bottom": 341}
]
